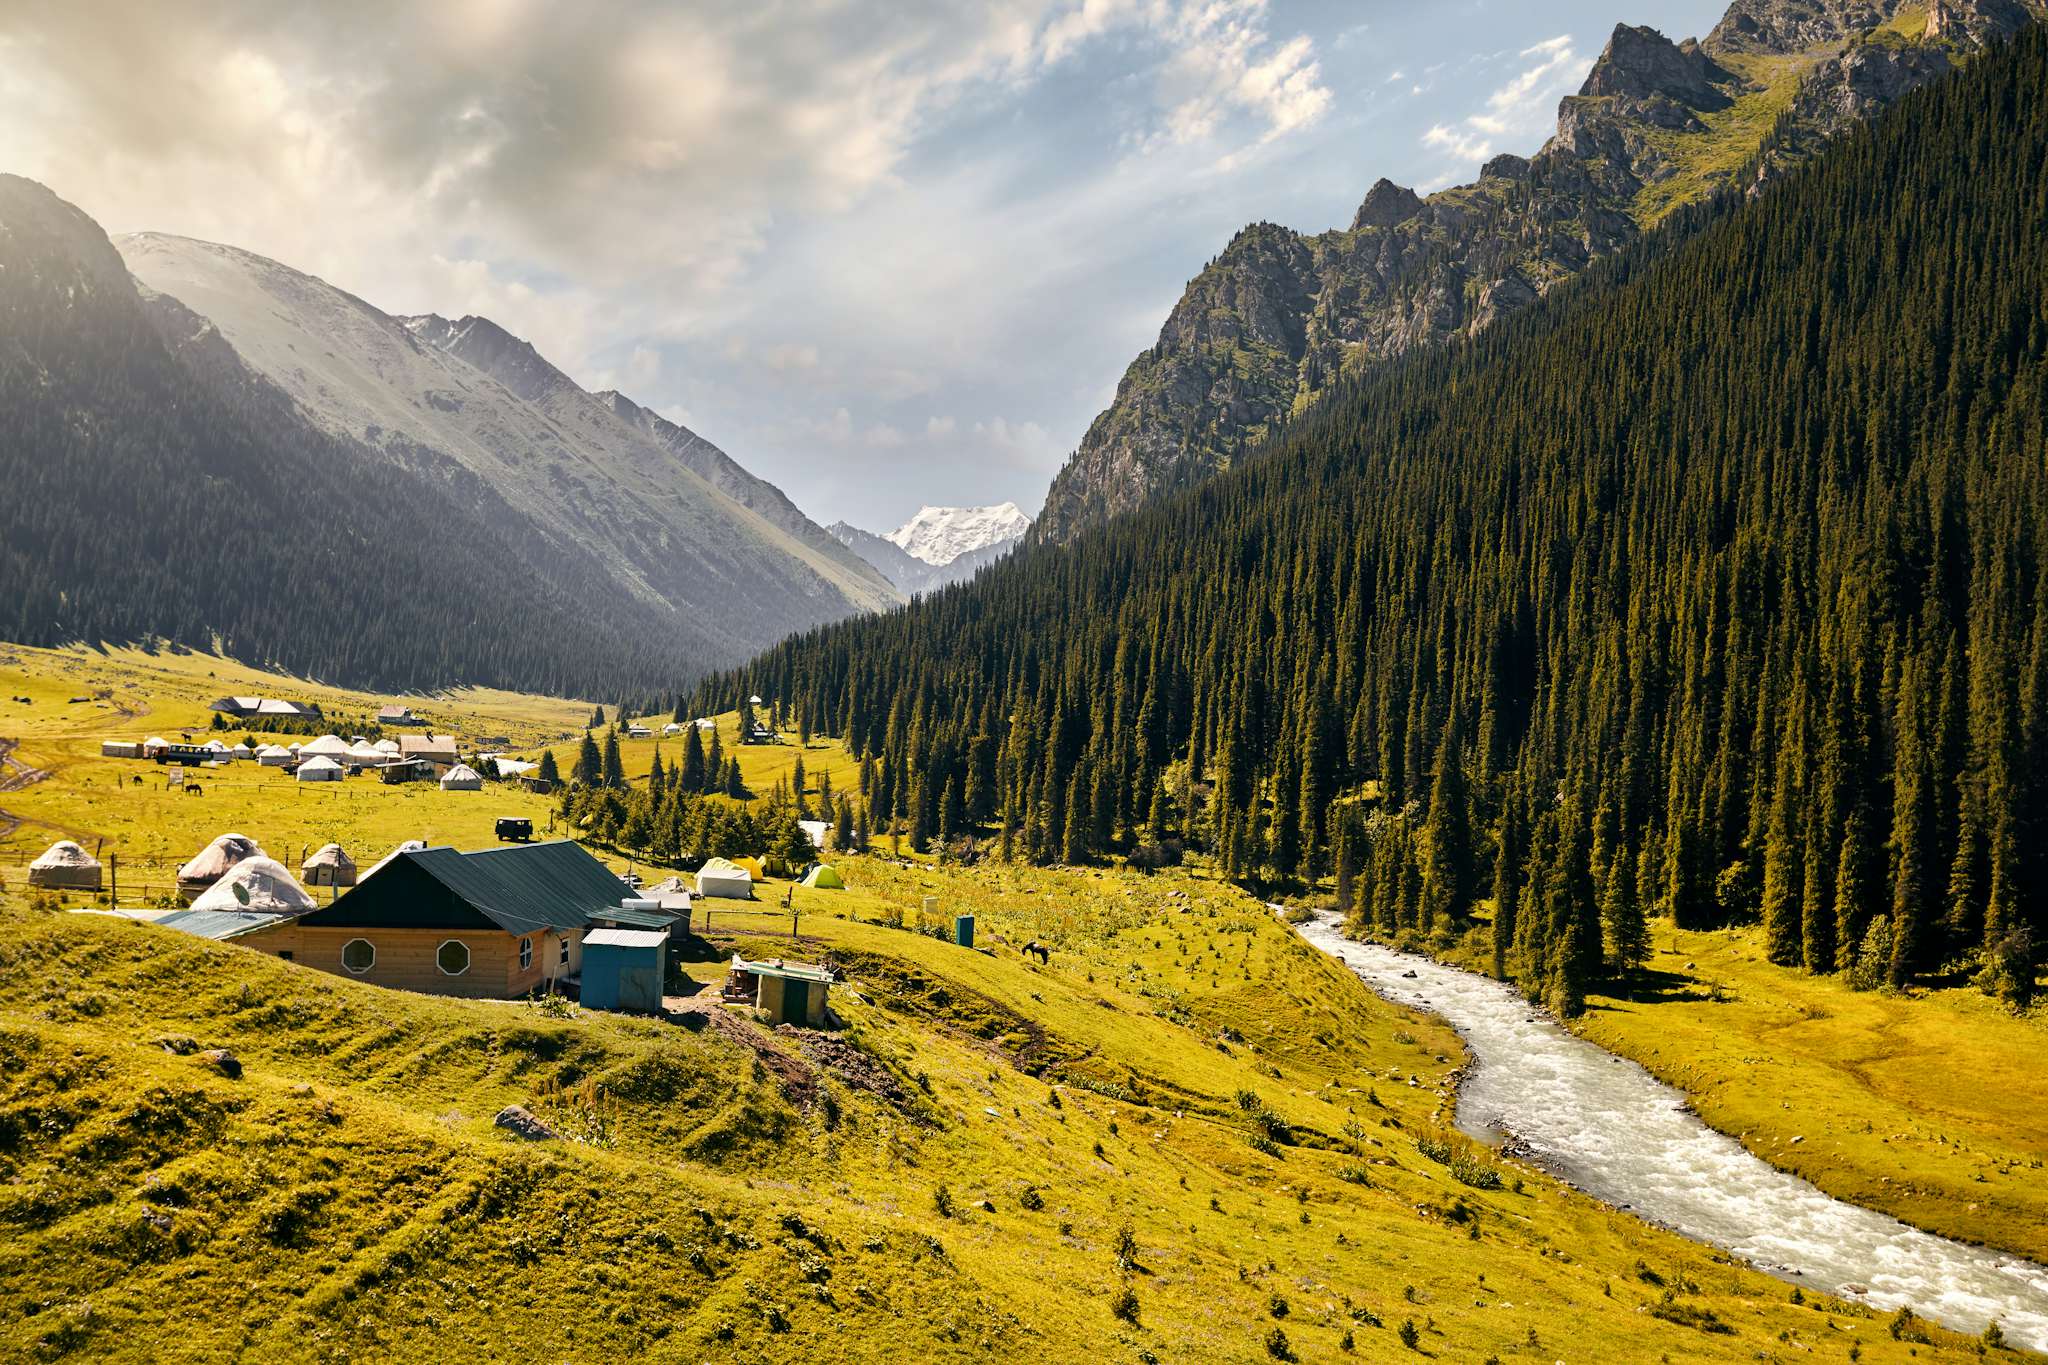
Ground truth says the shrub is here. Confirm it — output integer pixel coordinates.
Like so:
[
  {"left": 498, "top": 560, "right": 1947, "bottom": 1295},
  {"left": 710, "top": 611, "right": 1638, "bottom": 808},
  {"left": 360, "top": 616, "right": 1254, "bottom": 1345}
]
[
  {"left": 1264, "top": 1326, "right": 1295, "bottom": 1360},
  {"left": 1267, "top": 1293, "right": 1288, "bottom": 1318},
  {"left": 1397, "top": 1319, "right": 1420, "bottom": 1349},
  {"left": 932, "top": 1185, "right": 954, "bottom": 1218},
  {"left": 1018, "top": 1186, "right": 1045, "bottom": 1211},
  {"left": 1111, "top": 1284, "right": 1140, "bottom": 1323}
]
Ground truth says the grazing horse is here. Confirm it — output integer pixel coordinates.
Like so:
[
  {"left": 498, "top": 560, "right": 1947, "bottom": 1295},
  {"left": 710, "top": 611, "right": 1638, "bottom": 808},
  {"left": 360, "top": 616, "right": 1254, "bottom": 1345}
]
[
  {"left": 1021, "top": 940, "right": 1051, "bottom": 964},
  {"left": 184, "top": 783, "right": 203, "bottom": 796}
]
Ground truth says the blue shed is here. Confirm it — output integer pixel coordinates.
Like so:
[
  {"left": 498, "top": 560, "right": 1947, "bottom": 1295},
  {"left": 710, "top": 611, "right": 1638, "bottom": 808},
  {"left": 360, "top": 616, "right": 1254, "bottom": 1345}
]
[{"left": 580, "top": 927, "right": 667, "bottom": 1012}]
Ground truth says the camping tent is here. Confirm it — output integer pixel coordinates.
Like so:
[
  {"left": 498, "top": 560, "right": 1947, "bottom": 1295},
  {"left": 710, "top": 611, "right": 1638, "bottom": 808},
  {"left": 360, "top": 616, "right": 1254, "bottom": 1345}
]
[
  {"left": 300, "top": 735, "right": 351, "bottom": 760},
  {"left": 189, "top": 856, "right": 317, "bottom": 915},
  {"left": 256, "top": 744, "right": 292, "bottom": 766},
  {"left": 177, "top": 833, "right": 263, "bottom": 900},
  {"left": 696, "top": 857, "right": 754, "bottom": 900},
  {"left": 296, "top": 755, "right": 344, "bottom": 782},
  {"left": 732, "top": 855, "right": 767, "bottom": 881},
  {"left": 301, "top": 843, "right": 357, "bottom": 887},
  {"left": 439, "top": 763, "right": 483, "bottom": 791},
  {"left": 29, "top": 840, "right": 102, "bottom": 891},
  {"left": 800, "top": 864, "right": 845, "bottom": 890}
]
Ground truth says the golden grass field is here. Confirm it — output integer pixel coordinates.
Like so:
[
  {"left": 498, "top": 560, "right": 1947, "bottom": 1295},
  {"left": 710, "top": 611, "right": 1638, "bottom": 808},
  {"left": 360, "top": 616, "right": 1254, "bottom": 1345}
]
[{"left": 0, "top": 640, "right": 2033, "bottom": 1361}]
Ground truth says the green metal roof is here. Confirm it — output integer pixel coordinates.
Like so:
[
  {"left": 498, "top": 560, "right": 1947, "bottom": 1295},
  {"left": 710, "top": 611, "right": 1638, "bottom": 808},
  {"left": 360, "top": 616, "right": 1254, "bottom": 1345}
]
[
  {"left": 590, "top": 905, "right": 678, "bottom": 931},
  {"left": 154, "top": 908, "right": 289, "bottom": 941},
  {"left": 731, "top": 953, "right": 834, "bottom": 985},
  {"left": 298, "top": 839, "right": 625, "bottom": 937}
]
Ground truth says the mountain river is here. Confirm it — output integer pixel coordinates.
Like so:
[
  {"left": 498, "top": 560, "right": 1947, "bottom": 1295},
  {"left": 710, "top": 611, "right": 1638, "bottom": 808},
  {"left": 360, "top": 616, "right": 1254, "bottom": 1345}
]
[{"left": 1294, "top": 911, "right": 2048, "bottom": 1350}]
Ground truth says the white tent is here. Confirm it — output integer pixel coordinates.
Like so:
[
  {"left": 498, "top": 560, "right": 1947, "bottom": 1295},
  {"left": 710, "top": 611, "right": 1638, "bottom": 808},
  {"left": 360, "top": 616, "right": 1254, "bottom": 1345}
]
[
  {"left": 203, "top": 739, "right": 230, "bottom": 753},
  {"left": 696, "top": 856, "right": 754, "bottom": 900},
  {"left": 142, "top": 736, "right": 171, "bottom": 756},
  {"left": 662, "top": 722, "right": 684, "bottom": 734},
  {"left": 493, "top": 758, "right": 537, "bottom": 778},
  {"left": 301, "top": 843, "right": 357, "bottom": 887},
  {"left": 296, "top": 755, "right": 344, "bottom": 782},
  {"left": 345, "top": 742, "right": 384, "bottom": 766},
  {"left": 300, "top": 735, "right": 351, "bottom": 759},
  {"left": 177, "top": 833, "right": 264, "bottom": 899},
  {"left": 189, "top": 856, "right": 317, "bottom": 915},
  {"left": 798, "top": 819, "right": 830, "bottom": 852},
  {"left": 439, "top": 763, "right": 483, "bottom": 791},
  {"left": 287, "top": 742, "right": 303, "bottom": 754},
  {"left": 229, "top": 742, "right": 255, "bottom": 760},
  {"left": 363, "top": 839, "right": 428, "bottom": 879},
  {"left": 256, "top": 744, "right": 292, "bottom": 766},
  {"left": 372, "top": 738, "right": 401, "bottom": 755},
  {"left": 29, "top": 839, "right": 103, "bottom": 891}
]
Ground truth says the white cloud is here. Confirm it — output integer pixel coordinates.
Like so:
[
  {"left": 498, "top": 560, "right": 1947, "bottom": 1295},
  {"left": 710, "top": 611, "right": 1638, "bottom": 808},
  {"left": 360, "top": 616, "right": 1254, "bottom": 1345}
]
[
  {"left": 1417, "top": 32, "right": 1582, "bottom": 188},
  {"left": 926, "top": 416, "right": 958, "bottom": 438}
]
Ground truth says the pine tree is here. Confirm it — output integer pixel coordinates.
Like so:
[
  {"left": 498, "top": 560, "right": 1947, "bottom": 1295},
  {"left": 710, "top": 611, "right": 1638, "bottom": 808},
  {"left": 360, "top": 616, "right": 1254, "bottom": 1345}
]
[
  {"left": 1603, "top": 845, "right": 1648, "bottom": 976},
  {"left": 602, "top": 728, "right": 625, "bottom": 790},
  {"left": 682, "top": 725, "right": 707, "bottom": 792},
  {"left": 1422, "top": 726, "right": 1473, "bottom": 926},
  {"left": 574, "top": 730, "right": 602, "bottom": 787},
  {"left": 1761, "top": 760, "right": 1805, "bottom": 966},
  {"left": 537, "top": 748, "right": 561, "bottom": 787}
]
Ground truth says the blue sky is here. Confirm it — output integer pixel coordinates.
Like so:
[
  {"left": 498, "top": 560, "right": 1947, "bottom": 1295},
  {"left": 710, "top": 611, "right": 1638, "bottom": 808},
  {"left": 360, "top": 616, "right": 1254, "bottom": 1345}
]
[{"left": 1, "top": 0, "right": 1728, "bottom": 530}]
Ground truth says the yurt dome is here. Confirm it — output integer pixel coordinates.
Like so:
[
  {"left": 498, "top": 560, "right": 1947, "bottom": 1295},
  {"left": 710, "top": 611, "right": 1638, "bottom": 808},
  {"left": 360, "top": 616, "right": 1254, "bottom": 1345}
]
[
  {"left": 300, "top": 735, "right": 351, "bottom": 758},
  {"left": 177, "top": 833, "right": 264, "bottom": 900},
  {"left": 439, "top": 763, "right": 483, "bottom": 791},
  {"left": 300, "top": 843, "right": 358, "bottom": 887},
  {"left": 363, "top": 839, "right": 428, "bottom": 879},
  {"left": 296, "top": 755, "right": 344, "bottom": 782},
  {"left": 29, "top": 839, "right": 103, "bottom": 891},
  {"left": 188, "top": 856, "right": 317, "bottom": 915}
]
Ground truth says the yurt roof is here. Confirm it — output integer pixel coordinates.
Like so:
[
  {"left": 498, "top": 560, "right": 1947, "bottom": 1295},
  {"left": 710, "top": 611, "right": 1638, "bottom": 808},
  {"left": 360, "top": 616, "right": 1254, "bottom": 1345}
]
[
  {"left": 257, "top": 744, "right": 291, "bottom": 756},
  {"left": 179, "top": 833, "right": 263, "bottom": 883},
  {"left": 189, "top": 856, "right": 317, "bottom": 914},
  {"left": 373, "top": 738, "right": 401, "bottom": 753},
  {"left": 298, "top": 755, "right": 343, "bottom": 772},
  {"left": 301, "top": 735, "right": 351, "bottom": 755},
  {"left": 31, "top": 839, "right": 100, "bottom": 871},
  {"left": 442, "top": 763, "right": 482, "bottom": 782},
  {"left": 301, "top": 843, "right": 356, "bottom": 870}
]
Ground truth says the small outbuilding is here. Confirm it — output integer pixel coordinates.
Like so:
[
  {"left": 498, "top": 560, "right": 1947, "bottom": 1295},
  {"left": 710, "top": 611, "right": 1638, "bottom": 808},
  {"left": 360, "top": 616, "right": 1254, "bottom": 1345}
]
[
  {"left": 29, "top": 840, "right": 103, "bottom": 891},
  {"left": 296, "top": 755, "right": 344, "bottom": 782},
  {"left": 400, "top": 735, "right": 459, "bottom": 767},
  {"left": 800, "top": 864, "right": 845, "bottom": 890},
  {"left": 178, "top": 833, "right": 264, "bottom": 901},
  {"left": 189, "top": 856, "right": 318, "bottom": 915},
  {"left": 439, "top": 763, "right": 483, "bottom": 791},
  {"left": 301, "top": 843, "right": 358, "bottom": 888},
  {"left": 696, "top": 856, "right": 754, "bottom": 900},
  {"left": 724, "top": 954, "right": 831, "bottom": 1027},
  {"left": 581, "top": 928, "right": 667, "bottom": 1012},
  {"left": 101, "top": 740, "right": 140, "bottom": 759}
]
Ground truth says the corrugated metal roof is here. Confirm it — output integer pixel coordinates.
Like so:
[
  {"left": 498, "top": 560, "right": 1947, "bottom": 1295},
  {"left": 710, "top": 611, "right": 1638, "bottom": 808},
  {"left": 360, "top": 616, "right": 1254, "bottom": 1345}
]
[
  {"left": 731, "top": 953, "right": 834, "bottom": 985},
  {"left": 155, "top": 908, "right": 289, "bottom": 941},
  {"left": 584, "top": 928, "right": 668, "bottom": 949},
  {"left": 404, "top": 840, "right": 626, "bottom": 937},
  {"left": 590, "top": 905, "right": 678, "bottom": 931}
]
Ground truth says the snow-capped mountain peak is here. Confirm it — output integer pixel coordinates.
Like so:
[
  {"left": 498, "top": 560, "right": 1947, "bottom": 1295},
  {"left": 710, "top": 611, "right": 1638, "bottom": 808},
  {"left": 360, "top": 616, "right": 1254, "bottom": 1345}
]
[{"left": 885, "top": 501, "right": 1032, "bottom": 566}]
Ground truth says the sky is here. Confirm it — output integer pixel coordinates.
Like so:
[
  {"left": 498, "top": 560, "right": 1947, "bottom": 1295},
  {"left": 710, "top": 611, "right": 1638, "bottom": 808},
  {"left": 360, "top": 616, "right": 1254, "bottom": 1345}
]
[{"left": 0, "top": 0, "right": 1729, "bottom": 533}]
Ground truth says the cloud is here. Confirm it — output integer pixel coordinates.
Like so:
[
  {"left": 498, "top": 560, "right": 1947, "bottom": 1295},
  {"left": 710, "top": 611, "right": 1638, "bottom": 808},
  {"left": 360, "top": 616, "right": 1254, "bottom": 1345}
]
[
  {"left": 926, "top": 416, "right": 958, "bottom": 438},
  {"left": 1416, "top": 32, "right": 1582, "bottom": 188}
]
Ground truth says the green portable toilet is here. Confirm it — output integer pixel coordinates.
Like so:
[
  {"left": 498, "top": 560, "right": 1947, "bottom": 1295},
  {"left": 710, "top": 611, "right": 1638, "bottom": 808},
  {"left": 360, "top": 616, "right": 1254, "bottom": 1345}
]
[{"left": 954, "top": 913, "right": 975, "bottom": 948}]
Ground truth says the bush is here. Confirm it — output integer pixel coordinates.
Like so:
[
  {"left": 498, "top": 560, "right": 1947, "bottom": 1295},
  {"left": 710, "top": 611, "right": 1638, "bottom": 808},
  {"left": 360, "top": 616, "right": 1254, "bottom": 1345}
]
[
  {"left": 1111, "top": 1284, "right": 1140, "bottom": 1324},
  {"left": 1397, "top": 1319, "right": 1420, "bottom": 1349},
  {"left": 1264, "top": 1326, "right": 1294, "bottom": 1360},
  {"left": 932, "top": 1185, "right": 954, "bottom": 1218}
]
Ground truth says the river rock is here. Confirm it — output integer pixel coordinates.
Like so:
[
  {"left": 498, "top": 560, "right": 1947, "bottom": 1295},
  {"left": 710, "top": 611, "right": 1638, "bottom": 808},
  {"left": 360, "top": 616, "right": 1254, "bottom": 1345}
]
[{"left": 495, "top": 1104, "right": 560, "bottom": 1141}]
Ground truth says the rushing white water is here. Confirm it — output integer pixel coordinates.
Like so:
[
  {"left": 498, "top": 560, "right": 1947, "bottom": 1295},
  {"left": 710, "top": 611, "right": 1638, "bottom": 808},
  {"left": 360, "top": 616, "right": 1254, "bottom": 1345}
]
[{"left": 1295, "top": 911, "right": 2048, "bottom": 1351}]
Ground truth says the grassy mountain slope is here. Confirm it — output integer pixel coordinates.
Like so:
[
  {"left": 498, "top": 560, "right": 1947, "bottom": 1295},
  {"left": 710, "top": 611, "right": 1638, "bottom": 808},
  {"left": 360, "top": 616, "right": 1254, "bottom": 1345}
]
[{"left": 0, "top": 862, "right": 2007, "bottom": 1364}]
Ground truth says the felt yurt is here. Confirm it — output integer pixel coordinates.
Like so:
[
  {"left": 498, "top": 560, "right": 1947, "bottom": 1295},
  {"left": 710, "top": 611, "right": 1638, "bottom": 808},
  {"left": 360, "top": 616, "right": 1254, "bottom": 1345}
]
[
  {"left": 345, "top": 741, "right": 384, "bottom": 768},
  {"left": 300, "top": 843, "right": 357, "bottom": 888},
  {"left": 28, "top": 839, "right": 102, "bottom": 892},
  {"left": 142, "top": 736, "right": 171, "bottom": 757},
  {"left": 363, "top": 839, "right": 428, "bottom": 879},
  {"left": 696, "top": 857, "right": 754, "bottom": 900},
  {"left": 203, "top": 739, "right": 231, "bottom": 755},
  {"left": 229, "top": 742, "right": 255, "bottom": 760},
  {"left": 300, "top": 735, "right": 351, "bottom": 761},
  {"left": 800, "top": 864, "right": 845, "bottom": 890},
  {"left": 296, "top": 755, "right": 344, "bottom": 782},
  {"left": 256, "top": 744, "right": 292, "bottom": 767},
  {"left": 439, "top": 763, "right": 483, "bottom": 791},
  {"left": 372, "top": 738, "right": 401, "bottom": 756},
  {"left": 177, "top": 833, "right": 263, "bottom": 901},
  {"left": 287, "top": 742, "right": 303, "bottom": 753},
  {"left": 189, "top": 856, "right": 317, "bottom": 915}
]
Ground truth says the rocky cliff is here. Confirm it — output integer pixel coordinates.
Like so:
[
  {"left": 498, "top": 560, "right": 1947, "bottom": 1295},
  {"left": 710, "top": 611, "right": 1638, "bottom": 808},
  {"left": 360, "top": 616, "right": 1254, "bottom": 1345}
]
[{"left": 1033, "top": 0, "right": 2039, "bottom": 544}]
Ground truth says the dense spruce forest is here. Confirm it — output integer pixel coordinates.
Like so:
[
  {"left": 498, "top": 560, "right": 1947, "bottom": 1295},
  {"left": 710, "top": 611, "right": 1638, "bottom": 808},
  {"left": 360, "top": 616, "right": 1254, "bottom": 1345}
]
[
  {"left": 0, "top": 175, "right": 685, "bottom": 697},
  {"left": 700, "top": 29, "right": 2048, "bottom": 1012}
]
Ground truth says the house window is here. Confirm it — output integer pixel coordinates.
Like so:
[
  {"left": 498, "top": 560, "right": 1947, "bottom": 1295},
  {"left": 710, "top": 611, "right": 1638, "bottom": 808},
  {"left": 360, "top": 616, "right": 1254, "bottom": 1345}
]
[
  {"left": 341, "top": 938, "right": 375, "bottom": 973},
  {"left": 277, "top": 951, "right": 294, "bottom": 963},
  {"left": 437, "top": 940, "right": 471, "bottom": 976},
  {"left": 559, "top": 936, "right": 570, "bottom": 968},
  {"left": 519, "top": 937, "right": 533, "bottom": 970}
]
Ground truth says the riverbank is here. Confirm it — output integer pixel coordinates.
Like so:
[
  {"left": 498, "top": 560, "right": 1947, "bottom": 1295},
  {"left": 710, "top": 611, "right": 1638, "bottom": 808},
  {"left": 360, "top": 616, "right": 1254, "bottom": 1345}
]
[{"left": 1572, "top": 923, "right": 2048, "bottom": 1267}]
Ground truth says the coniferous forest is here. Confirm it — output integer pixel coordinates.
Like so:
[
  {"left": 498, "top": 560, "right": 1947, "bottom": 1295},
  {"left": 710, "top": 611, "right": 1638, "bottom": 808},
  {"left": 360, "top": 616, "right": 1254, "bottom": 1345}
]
[{"left": 701, "top": 29, "right": 2048, "bottom": 1013}]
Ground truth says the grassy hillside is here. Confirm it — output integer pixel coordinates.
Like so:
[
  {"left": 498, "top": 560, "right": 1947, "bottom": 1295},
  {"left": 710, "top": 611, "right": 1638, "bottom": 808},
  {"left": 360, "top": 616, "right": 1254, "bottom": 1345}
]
[{"left": 0, "top": 860, "right": 2008, "bottom": 1363}]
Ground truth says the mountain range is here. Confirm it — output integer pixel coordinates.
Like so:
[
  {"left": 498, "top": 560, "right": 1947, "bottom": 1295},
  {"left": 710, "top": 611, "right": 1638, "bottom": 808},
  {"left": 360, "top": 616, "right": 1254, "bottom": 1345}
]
[
  {"left": 0, "top": 196, "right": 900, "bottom": 694},
  {"left": 826, "top": 503, "right": 1031, "bottom": 596},
  {"left": 1032, "top": 0, "right": 2041, "bottom": 543}
]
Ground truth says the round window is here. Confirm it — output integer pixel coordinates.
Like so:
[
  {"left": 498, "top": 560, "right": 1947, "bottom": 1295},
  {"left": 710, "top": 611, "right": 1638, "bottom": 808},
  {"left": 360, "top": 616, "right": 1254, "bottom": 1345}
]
[
  {"left": 341, "top": 938, "right": 375, "bottom": 974},
  {"left": 437, "top": 939, "right": 471, "bottom": 976}
]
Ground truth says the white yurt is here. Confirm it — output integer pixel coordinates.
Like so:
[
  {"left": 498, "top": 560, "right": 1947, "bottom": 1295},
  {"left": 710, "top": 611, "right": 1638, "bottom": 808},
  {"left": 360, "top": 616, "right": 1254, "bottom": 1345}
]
[
  {"left": 287, "top": 742, "right": 304, "bottom": 755},
  {"left": 229, "top": 742, "right": 255, "bottom": 761},
  {"left": 256, "top": 744, "right": 292, "bottom": 767},
  {"left": 300, "top": 735, "right": 351, "bottom": 760},
  {"left": 296, "top": 755, "right": 344, "bottom": 782},
  {"left": 696, "top": 856, "right": 754, "bottom": 900},
  {"left": 364, "top": 839, "right": 428, "bottom": 879},
  {"left": 188, "top": 856, "right": 317, "bottom": 915},
  {"left": 373, "top": 738, "right": 401, "bottom": 756},
  {"left": 301, "top": 843, "right": 358, "bottom": 888},
  {"left": 178, "top": 833, "right": 264, "bottom": 900},
  {"left": 29, "top": 839, "right": 103, "bottom": 891},
  {"left": 439, "top": 763, "right": 483, "bottom": 791},
  {"left": 662, "top": 721, "right": 684, "bottom": 734},
  {"left": 142, "top": 736, "right": 171, "bottom": 757},
  {"left": 345, "top": 741, "right": 384, "bottom": 767},
  {"left": 203, "top": 739, "right": 230, "bottom": 754}
]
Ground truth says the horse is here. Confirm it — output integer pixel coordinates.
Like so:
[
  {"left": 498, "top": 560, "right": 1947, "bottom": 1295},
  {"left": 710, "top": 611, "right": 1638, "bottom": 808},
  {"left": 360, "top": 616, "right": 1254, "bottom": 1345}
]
[
  {"left": 1021, "top": 940, "right": 1051, "bottom": 964},
  {"left": 184, "top": 783, "right": 203, "bottom": 796}
]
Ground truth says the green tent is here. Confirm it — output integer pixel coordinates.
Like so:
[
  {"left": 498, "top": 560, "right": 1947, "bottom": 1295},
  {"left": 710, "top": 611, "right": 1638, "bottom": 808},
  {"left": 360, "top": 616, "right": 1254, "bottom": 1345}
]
[{"left": 800, "top": 864, "right": 845, "bottom": 890}]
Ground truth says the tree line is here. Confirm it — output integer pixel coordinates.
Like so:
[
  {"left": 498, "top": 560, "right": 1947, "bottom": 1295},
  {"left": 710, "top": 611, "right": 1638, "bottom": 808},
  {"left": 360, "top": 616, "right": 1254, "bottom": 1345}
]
[{"left": 695, "top": 30, "right": 2048, "bottom": 1012}]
